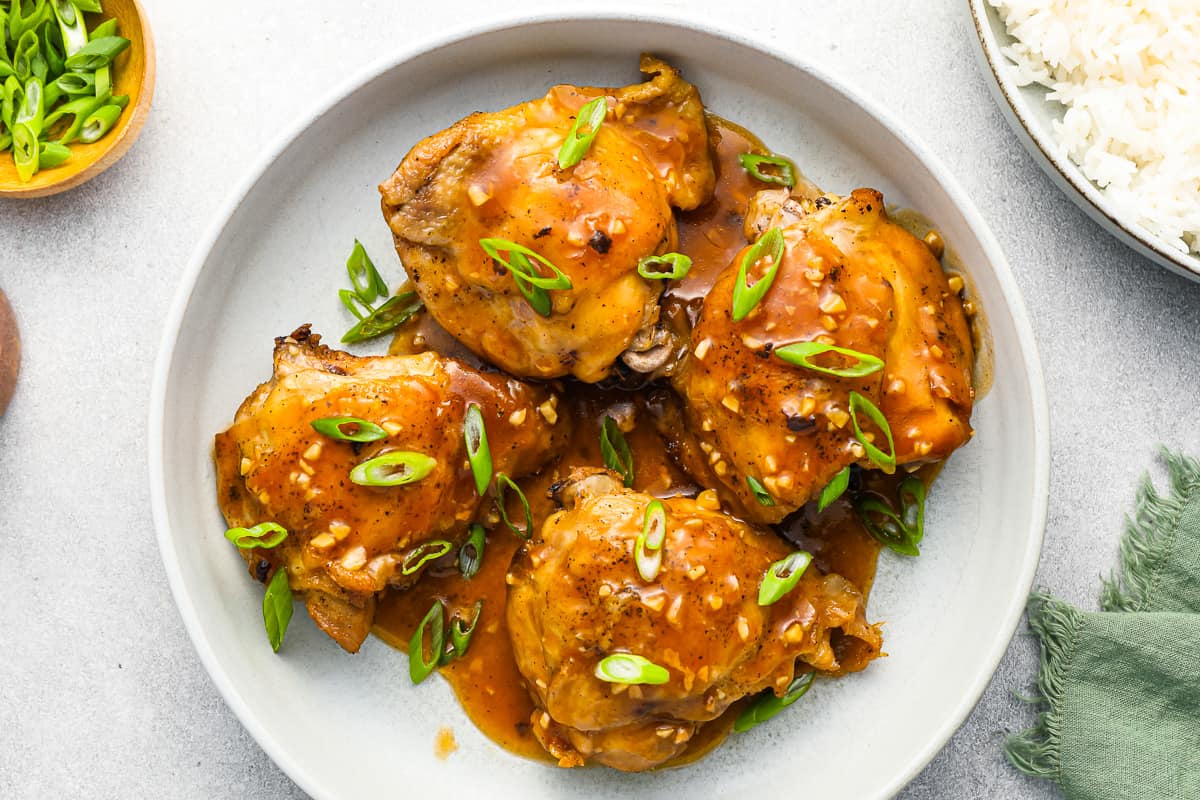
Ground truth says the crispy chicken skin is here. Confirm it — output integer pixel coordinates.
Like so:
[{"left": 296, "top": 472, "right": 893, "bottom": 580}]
[
  {"left": 506, "top": 469, "right": 881, "bottom": 771},
  {"left": 379, "top": 55, "right": 715, "bottom": 383},
  {"left": 667, "top": 188, "right": 975, "bottom": 523},
  {"left": 213, "top": 326, "right": 567, "bottom": 652}
]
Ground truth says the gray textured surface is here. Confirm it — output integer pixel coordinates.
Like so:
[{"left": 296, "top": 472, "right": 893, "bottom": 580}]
[{"left": 1, "top": 1, "right": 1197, "bottom": 797}]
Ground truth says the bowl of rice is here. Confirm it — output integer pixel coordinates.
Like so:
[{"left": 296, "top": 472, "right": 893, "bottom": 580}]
[{"left": 970, "top": 1, "right": 1200, "bottom": 280}]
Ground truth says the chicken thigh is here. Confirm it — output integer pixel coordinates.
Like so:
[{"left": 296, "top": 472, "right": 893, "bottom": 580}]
[
  {"left": 214, "top": 326, "right": 567, "bottom": 652},
  {"left": 667, "top": 188, "right": 975, "bottom": 523},
  {"left": 379, "top": 55, "right": 715, "bottom": 383},
  {"left": 506, "top": 469, "right": 881, "bottom": 771}
]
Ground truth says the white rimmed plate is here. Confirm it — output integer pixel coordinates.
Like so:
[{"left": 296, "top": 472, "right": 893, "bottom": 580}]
[
  {"left": 969, "top": 0, "right": 1200, "bottom": 281},
  {"left": 150, "top": 10, "right": 1049, "bottom": 799}
]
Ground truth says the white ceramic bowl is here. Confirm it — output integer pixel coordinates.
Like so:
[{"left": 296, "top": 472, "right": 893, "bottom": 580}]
[
  {"left": 150, "top": 10, "right": 1049, "bottom": 799},
  {"left": 969, "top": 0, "right": 1200, "bottom": 282}
]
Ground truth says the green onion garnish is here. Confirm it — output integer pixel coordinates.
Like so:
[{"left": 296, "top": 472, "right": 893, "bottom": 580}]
[
  {"left": 346, "top": 239, "right": 389, "bottom": 306},
  {"left": 495, "top": 473, "right": 534, "bottom": 539},
  {"left": 774, "top": 342, "right": 884, "bottom": 379},
  {"left": 594, "top": 653, "right": 670, "bottom": 685},
  {"left": 899, "top": 476, "right": 926, "bottom": 545},
  {"left": 262, "top": 567, "right": 294, "bottom": 653},
  {"left": 341, "top": 292, "right": 423, "bottom": 344},
  {"left": 349, "top": 451, "right": 437, "bottom": 487},
  {"left": 479, "top": 238, "right": 573, "bottom": 318},
  {"left": 734, "top": 672, "right": 814, "bottom": 732},
  {"left": 635, "top": 500, "right": 667, "bottom": 582},
  {"left": 817, "top": 466, "right": 851, "bottom": 512},
  {"left": 400, "top": 540, "right": 453, "bottom": 576},
  {"left": 637, "top": 253, "right": 693, "bottom": 281},
  {"left": 854, "top": 495, "right": 920, "bottom": 556},
  {"left": 459, "top": 524, "right": 486, "bottom": 579},
  {"left": 600, "top": 416, "right": 634, "bottom": 488},
  {"left": 409, "top": 599, "right": 445, "bottom": 684},
  {"left": 757, "top": 550, "right": 813, "bottom": 606},
  {"left": 224, "top": 522, "right": 288, "bottom": 550},
  {"left": 338, "top": 289, "right": 372, "bottom": 320},
  {"left": 464, "top": 403, "right": 492, "bottom": 496},
  {"left": 557, "top": 95, "right": 608, "bottom": 169},
  {"left": 731, "top": 228, "right": 785, "bottom": 322},
  {"left": 737, "top": 152, "right": 798, "bottom": 188},
  {"left": 12, "top": 123, "right": 37, "bottom": 182},
  {"left": 444, "top": 599, "right": 483, "bottom": 664},
  {"left": 310, "top": 416, "right": 388, "bottom": 443},
  {"left": 848, "top": 392, "right": 896, "bottom": 473},
  {"left": 747, "top": 475, "right": 775, "bottom": 507}
]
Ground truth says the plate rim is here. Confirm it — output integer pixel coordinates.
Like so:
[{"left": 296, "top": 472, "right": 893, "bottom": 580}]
[
  {"left": 148, "top": 8, "right": 1050, "bottom": 798},
  {"left": 968, "top": 0, "right": 1200, "bottom": 282}
]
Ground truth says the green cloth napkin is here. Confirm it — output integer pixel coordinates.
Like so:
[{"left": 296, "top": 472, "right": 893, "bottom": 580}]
[{"left": 1005, "top": 450, "right": 1200, "bottom": 799}]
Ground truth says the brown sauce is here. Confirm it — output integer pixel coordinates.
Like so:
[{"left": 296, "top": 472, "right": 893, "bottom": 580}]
[{"left": 372, "top": 114, "right": 974, "bottom": 767}]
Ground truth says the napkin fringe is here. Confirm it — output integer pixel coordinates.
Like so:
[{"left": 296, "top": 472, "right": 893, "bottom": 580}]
[
  {"left": 1101, "top": 449, "right": 1199, "bottom": 612},
  {"left": 1003, "top": 591, "right": 1083, "bottom": 781}
]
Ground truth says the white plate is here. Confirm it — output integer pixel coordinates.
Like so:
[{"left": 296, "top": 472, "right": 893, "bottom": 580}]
[
  {"left": 150, "top": 10, "right": 1049, "bottom": 799},
  {"left": 969, "top": 0, "right": 1200, "bottom": 281}
]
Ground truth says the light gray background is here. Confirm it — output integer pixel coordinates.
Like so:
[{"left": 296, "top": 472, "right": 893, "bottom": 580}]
[{"left": 2, "top": 1, "right": 1196, "bottom": 797}]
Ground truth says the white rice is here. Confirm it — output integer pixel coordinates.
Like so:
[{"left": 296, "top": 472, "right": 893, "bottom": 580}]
[{"left": 988, "top": 1, "right": 1200, "bottom": 255}]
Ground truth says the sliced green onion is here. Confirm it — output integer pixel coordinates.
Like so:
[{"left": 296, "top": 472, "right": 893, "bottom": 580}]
[
  {"left": 600, "top": 416, "right": 634, "bottom": 488},
  {"left": 635, "top": 499, "right": 667, "bottom": 582},
  {"left": 854, "top": 495, "right": 920, "bottom": 556},
  {"left": 51, "top": 0, "right": 88, "bottom": 56},
  {"left": 738, "top": 152, "right": 798, "bottom": 188},
  {"left": 346, "top": 239, "right": 388, "bottom": 305},
  {"left": 594, "top": 653, "right": 669, "bottom": 685},
  {"left": 557, "top": 95, "right": 607, "bottom": 169},
  {"left": 817, "top": 466, "right": 850, "bottom": 512},
  {"left": 495, "top": 473, "right": 534, "bottom": 539},
  {"left": 442, "top": 599, "right": 483, "bottom": 665},
  {"left": 459, "top": 524, "right": 486, "bottom": 579},
  {"left": 44, "top": 92, "right": 109, "bottom": 144},
  {"left": 341, "top": 292, "right": 423, "bottom": 344},
  {"left": 224, "top": 522, "right": 288, "bottom": 550},
  {"left": 848, "top": 391, "right": 896, "bottom": 473},
  {"left": 899, "top": 476, "right": 926, "bottom": 544},
  {"left": 263, "top": 567, "right": 294, "bottom": 653},
  {"left": 338, "top": 288, "right": 371, "bottom": 320},
  {"left": 463, "top": 403, "right": 492, "bottom": 496},
  {"left": 89, "top": 18, "right": 120, "bottom": 40},
  {"left": 12, "top": 31, "right": 39, "bottom": 81},
  {"left": 16, "top": 76, "right": 43, "bottom": 137},
  {"left": 409, "top": 599, "right": 444, "bottom": 684},
  {"left": 349, "top": 451, "right": 437, "bottom": 487},
  {"left": 310, "top": 416, "right": 388, "bottom": 443},
  {"left": 479, "top": 238, "right": 572, "bottom": 318},
  {"left": 78, "top": 103, "right": 121, "bottom": 143},
  {"left": 94, "top": 65, "right": 112, "bottom": 98},
  {"left": 747, "top": 475, "right": 775, "bottom": 507},
  {"left": 637, "top": 252, "right": 692, "bottom": 281},
  {"left": 63, "top": 35, "right": 130, "bottom": 71},
  {"left": 731, "top": 228, "right": 785, "bottom": 322},
  {"left": 734, "top": 671, "right": 814, "bottom": 732},
  {"left": 400, "top": 539, "right": 453, "bottom": 576},
  {"left": 757, "top": 550, "right": 813, "bottom": 606},
  {"left": 50, "top": 71, "right": 95, "bottom": 97},
  {"left": 774, "top": 341, "right": 884, "bottom": 379},
  {"left": 12, "top": 122, "right": 38, "bottom": 182},
  {"left": 73, "top": 0, "right": 105, "bottom": 14}
]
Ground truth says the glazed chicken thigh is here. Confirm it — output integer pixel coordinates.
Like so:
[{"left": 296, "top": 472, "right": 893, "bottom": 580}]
[
  {"left": 214, "top": 326, "right": 566, "bottom": 652},
  {"left": 379, "top": 56, "right": 715, "bottom": 383},
  {"left": 667, "top": 188, "right": 975, "bottom": 523},
  {"left": 506, "top": 469, "right": 881, "bottom": 771}
]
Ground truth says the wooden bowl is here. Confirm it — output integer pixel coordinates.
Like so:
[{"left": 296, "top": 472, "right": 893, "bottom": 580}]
[
  {"left": 0, "top": 0, "right": 155, "bottom": 198},
  {"left": 0, "top": 289, "right": 18, "bottom": 416}
]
